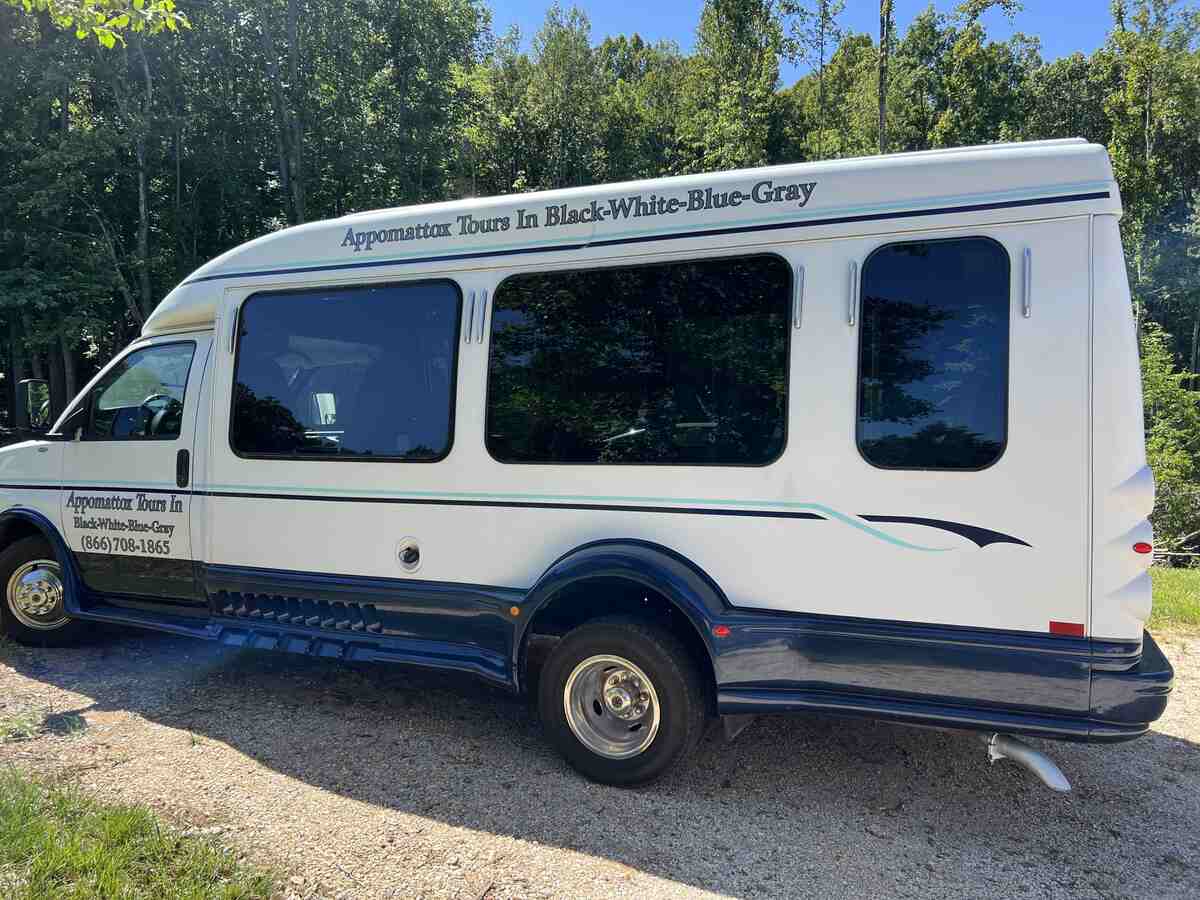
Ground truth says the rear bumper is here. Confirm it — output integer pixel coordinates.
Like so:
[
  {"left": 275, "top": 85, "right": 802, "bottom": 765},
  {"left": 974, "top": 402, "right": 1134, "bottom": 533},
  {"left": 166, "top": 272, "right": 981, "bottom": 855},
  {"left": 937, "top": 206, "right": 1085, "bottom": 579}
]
[
  {"left": 1089, "top": 629, "right": 1174, "bottom": 731},
  {"left": 711, "top": 613, "right": 1175, "bottom": 743}
]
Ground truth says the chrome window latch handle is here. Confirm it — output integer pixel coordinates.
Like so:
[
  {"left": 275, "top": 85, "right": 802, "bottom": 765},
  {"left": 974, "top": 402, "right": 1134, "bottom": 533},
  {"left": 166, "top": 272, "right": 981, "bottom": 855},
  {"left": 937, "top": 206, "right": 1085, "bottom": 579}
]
[
  {"left": 1022, "top": 247, "right": 1032, "bottom": 318},
  {"left": 476, "top": 289, "right": 488, "bottom": 343},
  {"left": 227, "top": 305, "right": 240, "bottom": 353},
  {"left": 465, "top": 291, "right": 476, "bottom": 343},
  {"left": 793, "top": 266, "right": 804, "bottom": 330},
  {"left": 848, "top": 260, "right": 858, "bottom": 327}
]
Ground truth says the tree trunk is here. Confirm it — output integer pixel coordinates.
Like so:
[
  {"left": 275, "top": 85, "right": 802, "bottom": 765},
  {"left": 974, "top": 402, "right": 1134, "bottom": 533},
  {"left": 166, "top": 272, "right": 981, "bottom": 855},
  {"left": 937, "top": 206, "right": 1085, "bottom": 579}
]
[
  {"left": 286, "top": 0, "right": 305, "bottom": 224},
  {"left": 60, "top": 333, "right": 77, "bottom": 402},
  {"left": 260, "top": 14, "right": 302, "bottom": 225},
  {"left": 877, "top": 0, "right": 892, "bottom": 154},
  {"left": 47, "top": 337, "right": 65, "bottom": 419},
  {"left": 1190, "top": 311, "right": 1198, "bottom": 375},
  {"left": 135, "top": 137, "right": 153, "bottom": 317},
  {"left": 1144, "top": 68, "right": 1154, "bottom": 163},
  {"left": 92, "top": 208, "right": 147, "bottom": 327},
  {"left": 10, "top": 323, "right": 29, "bottom": 430},
  {"left": 174, "top": 117, "right": 183, "bottom": 275},
  {"left": 135, "top": 42, "right": 155, "bottom": 318},
  {"left": 22, "top": 317, "right": 45, "bottom": 381},
  {"left": 816, "top": 30, "right": 825, "bottom": 159}
]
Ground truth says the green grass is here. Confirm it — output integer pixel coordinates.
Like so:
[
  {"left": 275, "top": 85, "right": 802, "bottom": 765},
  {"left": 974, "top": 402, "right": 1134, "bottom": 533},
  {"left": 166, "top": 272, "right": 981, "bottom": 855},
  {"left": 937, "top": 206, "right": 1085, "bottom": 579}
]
[
  {"left": 0, "top": 769, "right": 276, "bottom": 899},
  {"left": 0, "top": 710, "right": 42, "bottom": 744},
  {"left": 1150, "top": 566, "right": 1200, "bottom": 631},
  {"left": 0, "top": 706, "right": 88, "bottom": 744}
]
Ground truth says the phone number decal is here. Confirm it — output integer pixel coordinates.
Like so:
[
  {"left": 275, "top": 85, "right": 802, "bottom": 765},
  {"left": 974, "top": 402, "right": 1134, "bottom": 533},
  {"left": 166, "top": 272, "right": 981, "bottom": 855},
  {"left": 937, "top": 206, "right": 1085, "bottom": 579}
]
[{"left": 81, "top": 535, "right": 173, "bottom": 556}]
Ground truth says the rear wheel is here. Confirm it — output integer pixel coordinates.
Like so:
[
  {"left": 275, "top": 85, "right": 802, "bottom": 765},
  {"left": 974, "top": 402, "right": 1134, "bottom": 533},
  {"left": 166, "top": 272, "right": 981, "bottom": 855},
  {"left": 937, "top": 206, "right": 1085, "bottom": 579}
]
[
  {"left": 538, "top": 617, "right": 708, "bottom": 785},
  {"left": 0, "top": 536, "right": 89, "bottom": 647}
]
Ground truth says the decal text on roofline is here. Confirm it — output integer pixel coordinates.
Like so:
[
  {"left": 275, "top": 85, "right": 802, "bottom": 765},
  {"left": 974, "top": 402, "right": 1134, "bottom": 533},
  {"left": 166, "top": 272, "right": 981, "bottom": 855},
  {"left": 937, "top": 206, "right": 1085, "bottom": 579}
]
[{"left": 339, "top": 179, "right": 818, "bottom": 253}]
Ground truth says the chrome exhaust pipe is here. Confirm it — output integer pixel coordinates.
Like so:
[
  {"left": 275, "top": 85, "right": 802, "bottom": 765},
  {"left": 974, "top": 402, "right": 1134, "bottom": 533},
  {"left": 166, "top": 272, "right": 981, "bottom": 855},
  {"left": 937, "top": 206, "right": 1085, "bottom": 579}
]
[{"left": 981, "top": 733, "right": 1071, "bottom": 792}]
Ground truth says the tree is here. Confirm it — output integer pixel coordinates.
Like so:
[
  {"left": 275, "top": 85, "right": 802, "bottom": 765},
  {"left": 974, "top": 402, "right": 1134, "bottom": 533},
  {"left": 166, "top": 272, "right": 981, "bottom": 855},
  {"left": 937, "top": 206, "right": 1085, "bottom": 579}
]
[
  {"left": 595, "top": 35, "right": 686, "bottom": 180},
  {"left": 780, "top": 0, "right": 844, "bottom": 157},
  {"left": 525, "top": 4, "right": 604, "bottom": 189},
  {"left": 679, "top": 0, "right": 783, "bottom": 172},
  {"left": 3, "top": 0, "right": 187, "bottom": 47},
  {"left": 1141, "top": 322, "right": 1200, "bottom": 551},
  {"left": 877, "top": 0, "right": 894, "bottom": 152},
  {"left": 1105, "top": 1, "right": 1200, "bottom": 365}
]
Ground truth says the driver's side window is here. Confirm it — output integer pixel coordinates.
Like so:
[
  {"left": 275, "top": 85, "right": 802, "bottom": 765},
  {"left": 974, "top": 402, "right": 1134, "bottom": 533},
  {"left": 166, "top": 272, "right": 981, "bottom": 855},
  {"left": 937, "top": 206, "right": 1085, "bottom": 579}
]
[{"left": 84, "top": 342, "right": 196, "bottom": 441}]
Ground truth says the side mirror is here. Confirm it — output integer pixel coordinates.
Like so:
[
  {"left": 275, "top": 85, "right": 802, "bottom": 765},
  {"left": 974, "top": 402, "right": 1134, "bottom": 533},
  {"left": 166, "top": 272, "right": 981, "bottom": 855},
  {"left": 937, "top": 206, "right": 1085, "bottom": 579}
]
[{"left": 17, "top": 379, "right": 50, "bottom": 432}]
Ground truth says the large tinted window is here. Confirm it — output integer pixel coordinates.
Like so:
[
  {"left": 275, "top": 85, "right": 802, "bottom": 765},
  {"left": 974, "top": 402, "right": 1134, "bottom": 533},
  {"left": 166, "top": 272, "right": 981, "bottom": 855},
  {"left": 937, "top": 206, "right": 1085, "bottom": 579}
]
[
  {"left": 486, "top": 256, "right": 790, "bottom": 465},
  {"left": 232, "top": 281, "right": 460, "bottom": 460},
  {"left": 857, "top": 238, "right": 1009, "bottom": 470}
]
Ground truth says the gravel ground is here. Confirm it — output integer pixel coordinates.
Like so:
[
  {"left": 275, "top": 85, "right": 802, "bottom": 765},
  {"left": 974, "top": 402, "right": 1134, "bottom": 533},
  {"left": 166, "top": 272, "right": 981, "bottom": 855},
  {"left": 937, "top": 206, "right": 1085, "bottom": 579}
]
[{"left": 0, "top": 628, "right": 1197, "bottom": 900}]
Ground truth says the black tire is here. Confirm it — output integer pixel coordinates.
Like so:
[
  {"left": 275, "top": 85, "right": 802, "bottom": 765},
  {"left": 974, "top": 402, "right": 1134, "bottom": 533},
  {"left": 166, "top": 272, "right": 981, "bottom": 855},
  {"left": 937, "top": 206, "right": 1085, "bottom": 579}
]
[
  {"left": 0, "top": 535, "right": 90, "bottom": 647},
  {"left": 538, "top": 617, "right": 708, "bottom": 786}
]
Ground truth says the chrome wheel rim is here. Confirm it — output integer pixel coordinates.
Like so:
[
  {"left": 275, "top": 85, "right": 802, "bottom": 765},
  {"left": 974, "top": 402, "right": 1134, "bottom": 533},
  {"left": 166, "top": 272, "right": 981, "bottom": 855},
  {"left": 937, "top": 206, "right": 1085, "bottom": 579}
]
[
  {"left": 7, "top": 559, "right": 69, "bottom": 631},
  {"left": 563, "top": 654, "right": 661, "bottom": 760}
]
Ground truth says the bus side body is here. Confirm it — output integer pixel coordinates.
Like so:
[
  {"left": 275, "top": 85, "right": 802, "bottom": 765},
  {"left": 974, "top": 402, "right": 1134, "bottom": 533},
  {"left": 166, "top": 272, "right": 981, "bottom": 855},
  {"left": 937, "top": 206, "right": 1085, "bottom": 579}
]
[{"left": 0, "top": 148, "right": 1172, "bottom": 772}]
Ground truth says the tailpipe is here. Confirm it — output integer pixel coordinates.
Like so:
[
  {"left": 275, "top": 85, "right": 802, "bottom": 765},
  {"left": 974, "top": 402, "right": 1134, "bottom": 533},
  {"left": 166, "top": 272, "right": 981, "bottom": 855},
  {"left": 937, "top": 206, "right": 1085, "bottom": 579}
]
[{"left": 980, "top": 733, "right": 1071, "bottom": 792}]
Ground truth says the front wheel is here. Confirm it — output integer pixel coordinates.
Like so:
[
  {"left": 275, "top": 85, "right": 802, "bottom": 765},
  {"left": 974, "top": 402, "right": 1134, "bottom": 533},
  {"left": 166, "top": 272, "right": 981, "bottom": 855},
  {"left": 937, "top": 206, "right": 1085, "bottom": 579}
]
[
  {"left": 537, "top": 618, "right": 708, "bottom": 786},
  {"left": 0, "top": 535, "right": 89, "bottom": 647}
]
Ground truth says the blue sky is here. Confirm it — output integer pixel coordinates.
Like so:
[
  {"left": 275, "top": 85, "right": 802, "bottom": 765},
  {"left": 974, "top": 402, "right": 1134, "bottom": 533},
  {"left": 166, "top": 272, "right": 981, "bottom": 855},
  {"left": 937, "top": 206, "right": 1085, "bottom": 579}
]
[{"left": 489, "top": 1, "right": 1117, "bottom": 85}]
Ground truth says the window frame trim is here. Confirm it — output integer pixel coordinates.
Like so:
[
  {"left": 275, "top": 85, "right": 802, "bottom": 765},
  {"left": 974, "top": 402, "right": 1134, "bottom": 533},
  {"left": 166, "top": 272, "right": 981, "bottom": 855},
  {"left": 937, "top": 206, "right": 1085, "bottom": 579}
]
[
  {"left": 227, "top": 277, "right": 464, "bottom": 464},
  {"left": 77, "top": 339, "right": 199, "bottom": 444},
  {"left": 854, "top": 234, "right": 1012, "bottom": 473},
  {"left": 483, "top": 251, "right": 794, "bottom": 468}
]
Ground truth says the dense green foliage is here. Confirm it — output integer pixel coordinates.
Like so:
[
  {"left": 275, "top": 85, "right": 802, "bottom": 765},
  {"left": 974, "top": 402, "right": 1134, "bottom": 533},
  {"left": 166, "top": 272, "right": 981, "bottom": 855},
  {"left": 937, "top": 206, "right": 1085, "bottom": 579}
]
[
  {"left": 2, "top": 0, "right": 187, "bottom": 48},
  {"left": 1141, "top": 322, "right": 1200, "bottom": 549},
  {"left": 1, "top": 0, "right": 1198, "bottom": 544},
  {"left": 0, "top": 768, "right": 275, "bottom": 898}
]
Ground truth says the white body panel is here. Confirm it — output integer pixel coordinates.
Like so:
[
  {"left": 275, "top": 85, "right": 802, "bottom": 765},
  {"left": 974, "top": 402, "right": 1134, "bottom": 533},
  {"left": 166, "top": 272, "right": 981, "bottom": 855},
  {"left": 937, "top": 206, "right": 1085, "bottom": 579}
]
[{"left": 198, "top": 217, "right": 1094, "bottom": 636}]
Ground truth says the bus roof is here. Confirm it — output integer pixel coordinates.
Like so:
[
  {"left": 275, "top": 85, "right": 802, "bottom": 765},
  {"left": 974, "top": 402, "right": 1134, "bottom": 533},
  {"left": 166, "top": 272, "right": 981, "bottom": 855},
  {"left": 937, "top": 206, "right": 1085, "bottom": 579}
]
[{"left": 143, "top": 138, "right": 1119, "bottom": 337}]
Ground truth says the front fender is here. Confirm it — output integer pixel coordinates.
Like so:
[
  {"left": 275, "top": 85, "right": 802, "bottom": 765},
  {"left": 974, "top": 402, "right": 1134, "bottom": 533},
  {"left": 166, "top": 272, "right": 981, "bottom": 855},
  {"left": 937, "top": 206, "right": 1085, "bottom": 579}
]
[{"left": 0, "top": 507, "right": 86, "bottom": 612}]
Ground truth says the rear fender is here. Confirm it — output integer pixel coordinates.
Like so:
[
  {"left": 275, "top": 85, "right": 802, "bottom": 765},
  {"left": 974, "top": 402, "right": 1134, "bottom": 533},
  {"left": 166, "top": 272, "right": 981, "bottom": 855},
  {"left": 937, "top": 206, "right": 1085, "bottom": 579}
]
[{"left": 514, "top": 539, "right": 726, "bottom": 691}]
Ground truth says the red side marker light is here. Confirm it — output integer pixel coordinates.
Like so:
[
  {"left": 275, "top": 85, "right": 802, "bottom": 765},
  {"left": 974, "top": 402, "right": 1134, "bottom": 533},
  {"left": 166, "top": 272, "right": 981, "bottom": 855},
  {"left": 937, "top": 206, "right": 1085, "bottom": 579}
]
[
  {"left": 1049, "top": 621, "right": 1085, "bottom": 637},
  {"left": 712, "top": 625, "right": 731, "bottom": 638},
  {"left": 1133, "top": 542, "right": 1153, "bottom": 555}
]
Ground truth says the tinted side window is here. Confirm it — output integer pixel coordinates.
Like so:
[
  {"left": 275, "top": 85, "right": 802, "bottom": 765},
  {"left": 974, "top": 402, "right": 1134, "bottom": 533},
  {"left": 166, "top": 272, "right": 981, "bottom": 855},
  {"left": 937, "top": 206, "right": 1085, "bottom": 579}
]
[
  {"left": 486, "top": 255, "right": 790, "bottom": 465},
  {"left": 86, "top": 343, "right": 196, "bottom": 441},
  {"left": 232, "top": 281, "right": 460, "bottom": 460},
  {"left": 857, "top": 238, "right": 1009, "bottom": 470}
]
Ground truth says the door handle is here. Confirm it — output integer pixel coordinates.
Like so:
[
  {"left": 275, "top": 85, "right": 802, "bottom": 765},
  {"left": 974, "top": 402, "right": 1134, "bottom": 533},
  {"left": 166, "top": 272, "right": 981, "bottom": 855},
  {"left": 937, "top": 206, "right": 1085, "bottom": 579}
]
[{"left": 176, "top": 449, "right": 190, "bottom": 488}]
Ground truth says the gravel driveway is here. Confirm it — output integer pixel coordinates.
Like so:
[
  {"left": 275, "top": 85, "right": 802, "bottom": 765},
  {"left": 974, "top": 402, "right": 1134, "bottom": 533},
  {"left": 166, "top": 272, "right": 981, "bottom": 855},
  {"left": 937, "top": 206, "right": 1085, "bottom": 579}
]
[{"left": 1, "top": 628, "right": 1197, "bottom": 900}]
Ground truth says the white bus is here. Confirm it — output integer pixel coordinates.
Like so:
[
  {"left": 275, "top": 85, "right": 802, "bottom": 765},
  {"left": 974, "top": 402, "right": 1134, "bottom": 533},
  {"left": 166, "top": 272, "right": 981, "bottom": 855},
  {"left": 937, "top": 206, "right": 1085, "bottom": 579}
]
[{"left": 0, "top": 138, "right": 1172, "bottom": 787}]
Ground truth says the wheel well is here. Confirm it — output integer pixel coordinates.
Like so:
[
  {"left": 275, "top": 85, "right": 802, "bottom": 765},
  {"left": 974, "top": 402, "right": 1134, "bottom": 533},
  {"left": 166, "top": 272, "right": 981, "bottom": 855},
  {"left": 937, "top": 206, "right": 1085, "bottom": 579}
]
[
  {"left": 521, "top": 576, "right": 716, "bottom": 706},
  {"left": 0, "top": 518, "right": 44, "bottom": 555}
]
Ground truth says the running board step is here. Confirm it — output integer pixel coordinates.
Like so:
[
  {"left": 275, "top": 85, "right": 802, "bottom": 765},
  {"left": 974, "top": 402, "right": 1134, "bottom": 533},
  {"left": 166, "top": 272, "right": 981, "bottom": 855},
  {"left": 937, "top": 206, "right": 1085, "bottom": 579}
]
[{"left": 213, "top": 591, "right": 384, "bottom": 634}]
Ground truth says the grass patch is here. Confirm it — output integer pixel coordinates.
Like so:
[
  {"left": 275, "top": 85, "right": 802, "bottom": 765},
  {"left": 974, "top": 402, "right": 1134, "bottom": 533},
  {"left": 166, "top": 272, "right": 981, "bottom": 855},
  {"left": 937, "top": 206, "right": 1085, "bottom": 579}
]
[
  {"left": 0, "top": 706, "right": 88, "bottom": 744},
  {"left": 0, "top": 768, "right": 276, "bottom": 899},
  {"left": 0, "top": 711, "right": 41, "bottom": 744},
  {"left": 1150, "top": 566, "right": 1200, "bottom": 631}
]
